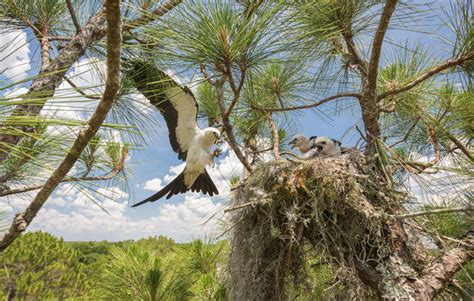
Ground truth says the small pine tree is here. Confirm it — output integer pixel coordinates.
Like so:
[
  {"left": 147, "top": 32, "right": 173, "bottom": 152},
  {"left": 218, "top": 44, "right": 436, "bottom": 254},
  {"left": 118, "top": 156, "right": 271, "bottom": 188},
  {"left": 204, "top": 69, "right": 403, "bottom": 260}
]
[{"left": 0, "top": 231, "right": 90, "bottom": 299}]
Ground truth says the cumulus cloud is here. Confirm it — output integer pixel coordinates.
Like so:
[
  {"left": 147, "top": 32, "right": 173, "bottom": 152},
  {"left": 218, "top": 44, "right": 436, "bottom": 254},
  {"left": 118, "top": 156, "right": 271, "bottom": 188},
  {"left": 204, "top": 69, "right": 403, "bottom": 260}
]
[
  {"left": 405, "top": 155, "right": 472, "bottom": 207},
  {"left": 13, "top": 183, "right": 225, "bottom": 242},
  {"left": 0, "top": 28, "right": 31, "bottom": 82},
  {"left": 144, "top": 178, "right": 164, "bottom": 191},
  {"left": 1, "top": 148, "right": 242, "bottom": 242}
]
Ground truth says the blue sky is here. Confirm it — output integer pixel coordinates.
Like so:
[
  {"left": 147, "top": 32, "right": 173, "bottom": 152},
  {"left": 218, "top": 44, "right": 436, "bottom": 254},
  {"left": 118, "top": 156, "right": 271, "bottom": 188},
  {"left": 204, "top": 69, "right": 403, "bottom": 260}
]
[{"left": 0, "top": 1, "right": 458, "bottom": 242}]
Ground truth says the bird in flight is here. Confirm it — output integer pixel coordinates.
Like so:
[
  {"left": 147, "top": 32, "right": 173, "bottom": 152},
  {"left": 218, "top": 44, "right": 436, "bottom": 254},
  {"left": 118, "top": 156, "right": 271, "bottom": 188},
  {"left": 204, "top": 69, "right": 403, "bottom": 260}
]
[{"left": 129, "top": 61, "right": 223, "bottom": 207}]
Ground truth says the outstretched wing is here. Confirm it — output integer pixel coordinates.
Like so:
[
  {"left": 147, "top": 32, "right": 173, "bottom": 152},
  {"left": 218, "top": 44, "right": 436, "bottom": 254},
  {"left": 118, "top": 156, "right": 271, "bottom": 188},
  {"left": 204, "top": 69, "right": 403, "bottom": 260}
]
[
  {"left": 132, "top": 169, "right": 218, "bottom": 207},
  {"left": 129, "top": 60, "right": 199, "bottom": 160}
]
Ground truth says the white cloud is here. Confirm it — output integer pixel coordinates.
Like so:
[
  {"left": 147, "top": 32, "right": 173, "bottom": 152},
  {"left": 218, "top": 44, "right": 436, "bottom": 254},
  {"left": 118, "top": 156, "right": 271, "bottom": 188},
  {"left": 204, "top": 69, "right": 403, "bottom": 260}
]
[
  {"left": 144, "top": 178, "right": 164, "bottom": 191},
  {"left": 163, "top": 163, "right": 186, "bottom": 184},
  {"left": 15, "top": 185, "right": 225, "bottom": 242},
  {"left": 0, "top": 28, "right": 31, "bottom": 82},
  {"left": 0, "top": 201, "right": 13, "bottom": 214},
  {"left": 0, "top": 146, "right": 243, "bottom": 242},
  {"left": 405, "top": 155, "right": 472, "bottom": 207}
]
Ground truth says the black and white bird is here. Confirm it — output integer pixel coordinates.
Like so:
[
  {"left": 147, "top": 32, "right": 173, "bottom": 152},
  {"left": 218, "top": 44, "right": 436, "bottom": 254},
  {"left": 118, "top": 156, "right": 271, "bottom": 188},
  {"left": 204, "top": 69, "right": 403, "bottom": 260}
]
[
  {"left": 129, "top": 61, "right": 222, "bottom": 207},
  {"left": 289, "top": 134, "right": 343, "bottom": 158},
  {"left": 309, "top": 136, "right": 342, "bottom": 157}
]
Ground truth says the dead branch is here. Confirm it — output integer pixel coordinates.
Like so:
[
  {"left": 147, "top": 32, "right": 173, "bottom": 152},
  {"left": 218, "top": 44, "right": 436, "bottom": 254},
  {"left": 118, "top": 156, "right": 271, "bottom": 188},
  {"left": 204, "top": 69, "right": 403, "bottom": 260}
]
[
  {"left": 224, "top": 201, "right": 256, "bottom": 213},
  {"left": 396, "top": 206, "right": 474, "bottom": 219}
]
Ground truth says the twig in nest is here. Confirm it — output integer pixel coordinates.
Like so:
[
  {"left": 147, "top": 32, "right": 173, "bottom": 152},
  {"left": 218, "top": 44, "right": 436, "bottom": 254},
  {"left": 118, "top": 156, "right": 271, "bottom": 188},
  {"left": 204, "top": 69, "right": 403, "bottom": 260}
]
[
  {"left": 280, "top": 151, "right": 307, "bottom": 161},
  {"left": 230, "top": 182, "right": 246, "bottom": 191},
  {"left": 395, "top": 206, "right": 473, "bottom": 219},
  {"left": 224, "top": 201, "right": 256, "bottom": 213}
]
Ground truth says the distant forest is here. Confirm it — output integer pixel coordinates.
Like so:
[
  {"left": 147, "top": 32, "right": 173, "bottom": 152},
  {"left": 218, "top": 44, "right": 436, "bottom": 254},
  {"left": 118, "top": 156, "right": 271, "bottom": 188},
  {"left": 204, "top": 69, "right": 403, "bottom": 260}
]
[{"left": 1, "top": 229, "right": 472, "bottom": 300}]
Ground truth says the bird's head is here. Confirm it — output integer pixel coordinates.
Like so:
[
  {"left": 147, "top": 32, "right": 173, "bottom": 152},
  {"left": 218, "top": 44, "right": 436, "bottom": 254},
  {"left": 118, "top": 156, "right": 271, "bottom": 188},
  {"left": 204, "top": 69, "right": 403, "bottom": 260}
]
[
  {"left": 289, "top": 134, "right": 309, "bottom": 150},
  {"left": 203, "top": 127, "right": 223, "bottom": 146},
  {"left": 312, "top": 136, "right": 341, "bottom": 154}
]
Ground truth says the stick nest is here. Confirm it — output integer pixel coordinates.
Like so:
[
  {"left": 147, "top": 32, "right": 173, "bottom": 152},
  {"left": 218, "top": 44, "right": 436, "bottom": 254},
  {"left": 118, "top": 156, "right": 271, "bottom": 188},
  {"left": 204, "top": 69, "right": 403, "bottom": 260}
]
[{"left": 228, "top": 153, "right": 399, "bottom": 300}]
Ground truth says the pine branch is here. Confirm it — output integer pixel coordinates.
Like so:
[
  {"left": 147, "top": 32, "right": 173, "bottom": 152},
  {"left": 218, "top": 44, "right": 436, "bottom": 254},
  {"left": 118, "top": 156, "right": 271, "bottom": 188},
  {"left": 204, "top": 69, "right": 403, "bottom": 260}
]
[
  {"left": 378, "top": 49, "right": 474, "bottom": 100},
  {"left": 251, "top": 93, "right": 361, "bottom": 112},
  {"left": 341, "top": 31, "right": 368, "bottom": 77},
  {"left": 0, "top": 9, "right": 108, "bottom": 161},
  {"left": 366, "top": 0, "right": 398, "bottom": 92},
  {"left": 0, "top": 146, "right": 128, "bottom": 197},
  {"left": 122, "top": 0, "right": 183, "bottom": 31},
  {"left": 0, "top": 169, "right": 122, "bottom": 197},
  {"left": 0, "top": 0, "right": 182, "bottom": 162},
  {"left": 224, "top": 62, "right": 246, "bottom": 119},
  {"left": 388, "top": 117, "right": 420, "bottom": 148},
  {"left": 0, "top": 0, "right": 122, "bottom": 252},
  {"left": 63, "top": 76, "right": 101, "bottom": 100},
  {"left": 447, "top": 134, "right": 473, "bottom": 161},
  {"left": 38, "top": 29, "right": 51, "bottom": 71},
  {"left": 215, "top": 78, "right": 253, "bottom": 172},
  {"left": 66, "top": 0, "right": 81, "bottom": 33}
]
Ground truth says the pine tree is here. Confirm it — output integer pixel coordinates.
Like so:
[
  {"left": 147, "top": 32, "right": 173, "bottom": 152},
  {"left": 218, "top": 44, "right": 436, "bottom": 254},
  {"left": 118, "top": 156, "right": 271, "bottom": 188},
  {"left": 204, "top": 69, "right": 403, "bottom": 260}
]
[{"left": 0, "top": 231, "right": 90, "bottom": 299}]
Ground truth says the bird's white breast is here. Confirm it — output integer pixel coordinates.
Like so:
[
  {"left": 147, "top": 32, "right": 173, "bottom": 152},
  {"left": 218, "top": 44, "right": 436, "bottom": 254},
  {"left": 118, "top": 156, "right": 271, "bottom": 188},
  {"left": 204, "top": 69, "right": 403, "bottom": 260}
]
[{"left": 183, "top": 134, "right": 213, "bottom": 187}]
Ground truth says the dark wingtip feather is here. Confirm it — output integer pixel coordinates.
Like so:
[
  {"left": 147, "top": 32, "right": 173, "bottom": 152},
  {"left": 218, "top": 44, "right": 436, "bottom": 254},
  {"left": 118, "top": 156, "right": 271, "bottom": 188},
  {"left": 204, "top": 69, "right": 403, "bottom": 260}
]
[
  {"left": 132, "top": 171, "right": 186, "bottom": 207},
  {"left": 133, "top": 169, "right": 219, "bottom": 207}
]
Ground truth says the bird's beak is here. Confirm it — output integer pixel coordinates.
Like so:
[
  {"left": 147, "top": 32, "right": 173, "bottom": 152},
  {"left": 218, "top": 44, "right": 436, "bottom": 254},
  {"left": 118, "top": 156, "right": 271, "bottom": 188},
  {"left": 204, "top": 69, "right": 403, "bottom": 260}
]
[
  {"left": 289, "top": 139, "right": 297, "bottom": 149},
  {"left": 215, "top": 136, "right": 224, "bottom": 145}
]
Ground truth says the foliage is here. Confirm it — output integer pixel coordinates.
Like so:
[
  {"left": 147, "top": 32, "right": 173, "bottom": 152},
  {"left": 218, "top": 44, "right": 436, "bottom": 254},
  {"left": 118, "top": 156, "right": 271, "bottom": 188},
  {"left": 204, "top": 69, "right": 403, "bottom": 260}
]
[
  {"left": 0, "top": 231, "right": 90, "bottom": 300},
  {"left": 184, "top": 239, "right": 228, "bottom": 300},
  {"left": 96, "top": 245, "right": 193, "bottom": 300}
]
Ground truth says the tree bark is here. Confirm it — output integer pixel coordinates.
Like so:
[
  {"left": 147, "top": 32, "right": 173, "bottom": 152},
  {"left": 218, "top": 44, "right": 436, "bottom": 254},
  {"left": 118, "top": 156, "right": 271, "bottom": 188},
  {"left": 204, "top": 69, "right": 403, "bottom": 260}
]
[
  {"left": 266, "top": 113, "right": 280, "bottom": 160},
  {"left": 215, "top": 80, "right": 253, "bottom": 172}
]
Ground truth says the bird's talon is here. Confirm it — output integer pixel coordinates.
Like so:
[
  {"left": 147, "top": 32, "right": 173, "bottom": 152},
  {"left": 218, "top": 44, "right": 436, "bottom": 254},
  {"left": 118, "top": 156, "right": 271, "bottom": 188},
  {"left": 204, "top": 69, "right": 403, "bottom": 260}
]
[{"left": 213, "top": 148, "right": 222, "bottom": 158}]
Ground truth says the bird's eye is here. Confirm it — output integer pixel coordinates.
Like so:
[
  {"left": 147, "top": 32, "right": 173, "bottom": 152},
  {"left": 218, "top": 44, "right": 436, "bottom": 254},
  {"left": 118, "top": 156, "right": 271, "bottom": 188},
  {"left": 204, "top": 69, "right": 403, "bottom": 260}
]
[{"left": 321, "top": 141, "right": 326, "bottom": 145}]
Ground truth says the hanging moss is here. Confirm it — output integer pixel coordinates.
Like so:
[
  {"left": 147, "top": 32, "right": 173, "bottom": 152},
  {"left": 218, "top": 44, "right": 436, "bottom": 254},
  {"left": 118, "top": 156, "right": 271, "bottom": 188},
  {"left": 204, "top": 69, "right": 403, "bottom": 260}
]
[{"left": 228, "top": 153, "right": 405, "bottom": 300}]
